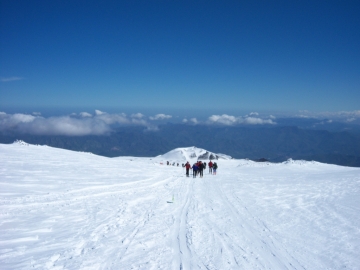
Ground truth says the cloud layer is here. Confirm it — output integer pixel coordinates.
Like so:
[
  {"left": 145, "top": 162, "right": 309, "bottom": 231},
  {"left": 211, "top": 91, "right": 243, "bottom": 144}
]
[
  {"left": 0, "top": 111, "right": 152, "bottom": 136},
  {"left": 149, "top": 114, "right": 172, "bottom": 120},
  {"left": 2, "top": 110, "right": 358, "bottom": 136},
  {"left": 207, "top": 114, "right": 276, "bottom": 125},
  {"left": 0, "top": 111, "right": 279, "bottom": 136},
  {"left": 296, "top": 110, "right": 360, "bottom": 124}
]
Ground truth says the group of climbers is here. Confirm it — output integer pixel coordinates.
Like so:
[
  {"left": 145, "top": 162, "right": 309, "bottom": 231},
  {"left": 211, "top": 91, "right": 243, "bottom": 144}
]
[
  {"left": 167, "top": 161, "right": 179, "bottom": 166},
  {"left": 208, "top": 160, "right": 218, "bottom": 175},
  {"left": 184, "top": 160, "right": 218, "bottom": 178}
]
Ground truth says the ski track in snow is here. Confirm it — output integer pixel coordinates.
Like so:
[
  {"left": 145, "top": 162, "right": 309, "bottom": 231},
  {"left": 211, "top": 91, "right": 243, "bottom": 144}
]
[{"left": 1, "top": 143, "right": 360, "bottom": 269}]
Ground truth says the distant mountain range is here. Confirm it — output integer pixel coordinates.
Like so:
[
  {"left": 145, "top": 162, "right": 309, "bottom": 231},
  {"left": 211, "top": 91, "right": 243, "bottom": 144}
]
[{"left": 1, "top": 124, "right": 360, "bottom": 167}]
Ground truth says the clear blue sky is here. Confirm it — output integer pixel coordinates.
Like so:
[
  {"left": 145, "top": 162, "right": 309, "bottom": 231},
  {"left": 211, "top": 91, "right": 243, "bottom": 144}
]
[{"left": 1, "top": 0, "right": 359, "bottom": 116}]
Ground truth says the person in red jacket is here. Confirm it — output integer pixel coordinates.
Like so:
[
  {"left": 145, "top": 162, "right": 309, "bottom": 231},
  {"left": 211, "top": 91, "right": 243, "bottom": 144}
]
[
  {"left": 185, "top": 161, "right": 191, "bottom": 177},
  {"left": 208, "top": 160, "right": 213, "bottom": 174},
  {"left": 198, "top": 161, "right": 205, "bottom": 178}
]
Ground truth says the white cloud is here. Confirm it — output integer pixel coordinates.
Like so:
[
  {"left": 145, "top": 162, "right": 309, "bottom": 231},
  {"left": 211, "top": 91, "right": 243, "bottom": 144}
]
[
  {"left": 333, "top": 111, "right": 360, "bottom": 117},
  {"left": 94, "top": 111, "right": 129, "bottom": 125},
  {"left": 241, "top": 117, "right": 275, "bottom": 125},
  {"left": 149, "top": 114, "right": 172, "bottom": 120},
  {"left": 11, "top": 113, "right": 37, "bottom": 123},
  {"left": 208, "top": 114, "right": 237, "bottom": 125},
  {"left": 0, "top": 110, "right": 154, "bottom": 136},
  {"left": 346, "top": 118, "right": 356, "bottom": 122},
  {"left": 80, "top": 112, "right": 92, "bottom": 118},
  {"left": 207, "top": 114, "right": 276, "bottom": 126},
  {"left": 131, "top": 118, "right": 148, "bottom": 125},
  {"left": 0, "top": 113, "right": 109, "bottom": 136},
  {"left": 249, "top": 112, "right": 259, "bottom": 116},
  {"left": 29, "top": 117, "right": 110, "bottom": 136},
  {"left": 190, "top": 118, "right": 198, "bottom": 124},
  {"left": 0, "top": 112, "right": 35, "bottom": 129},
  {"left": 32, "top": 112, "right": 41, "bottom": 116},
  {"left": 95, "top": 110, "right": 106, "bottom": 116},
  {"left": 182, "top": 118, "right": 198, "bottom": 124},
  {"left": 295, "top": 110, "right": 360, "bottom": 121},
  {"left": 131, "top": 113, "right": 144, "bottom": 119},
  {"left": 0, "top": 76, "right": 24, "bottom": 82}
]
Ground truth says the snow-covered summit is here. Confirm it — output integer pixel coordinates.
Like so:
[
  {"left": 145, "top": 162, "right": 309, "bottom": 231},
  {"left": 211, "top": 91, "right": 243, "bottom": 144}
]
[
  {"left": 13, "top": 139, "right": 30, "bottom": 146},
  {"left": 155, "top": 146, "right": 232, "bottom": 162}
]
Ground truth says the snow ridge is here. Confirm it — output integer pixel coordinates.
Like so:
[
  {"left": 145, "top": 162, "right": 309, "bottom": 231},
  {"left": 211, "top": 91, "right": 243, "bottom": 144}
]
[
  {"left": 13, "top": 140, "right": 30, "bottom": 146},
  {"left": 282, "top": 158, "right": 319, "bottom": 165}
]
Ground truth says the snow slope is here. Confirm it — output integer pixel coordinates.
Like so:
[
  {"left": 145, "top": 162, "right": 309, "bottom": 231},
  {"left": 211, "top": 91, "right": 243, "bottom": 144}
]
[{"left": 1, "top": 142, "right": 360, "bottom": 269}]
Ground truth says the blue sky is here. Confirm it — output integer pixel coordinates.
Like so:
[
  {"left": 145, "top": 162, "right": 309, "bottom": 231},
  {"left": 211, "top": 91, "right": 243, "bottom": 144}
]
[{"left": 1, "top": 0, "right": 360, "bottom": 121}]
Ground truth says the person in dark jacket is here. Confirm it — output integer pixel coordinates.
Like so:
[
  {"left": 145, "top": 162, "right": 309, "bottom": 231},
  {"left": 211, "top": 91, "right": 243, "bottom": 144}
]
[
  {"left": 185, "top": 161, "right": 191, "bottom": 177},
  {"left": 213, "top": 162, "right": 218, "bottom": 175},
  {"left": 192, "top": 163, "right": 198, "bottom": 178}
]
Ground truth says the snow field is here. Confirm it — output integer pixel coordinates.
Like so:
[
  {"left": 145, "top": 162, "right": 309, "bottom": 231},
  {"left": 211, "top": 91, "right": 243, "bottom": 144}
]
[{"left": 1, "top": 143, "right": 360, "bottom": 269}]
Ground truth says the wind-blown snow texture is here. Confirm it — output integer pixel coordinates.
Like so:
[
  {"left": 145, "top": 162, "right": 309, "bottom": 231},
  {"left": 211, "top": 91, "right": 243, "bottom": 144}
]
[{"left": 1, "top": 142, "right": 360, "bottom": 269}]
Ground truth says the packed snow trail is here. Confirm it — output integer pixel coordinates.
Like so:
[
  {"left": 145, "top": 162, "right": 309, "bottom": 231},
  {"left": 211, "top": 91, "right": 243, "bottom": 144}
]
[{"left": 1, "top": 143, "right": 360, "bottom": 269}]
